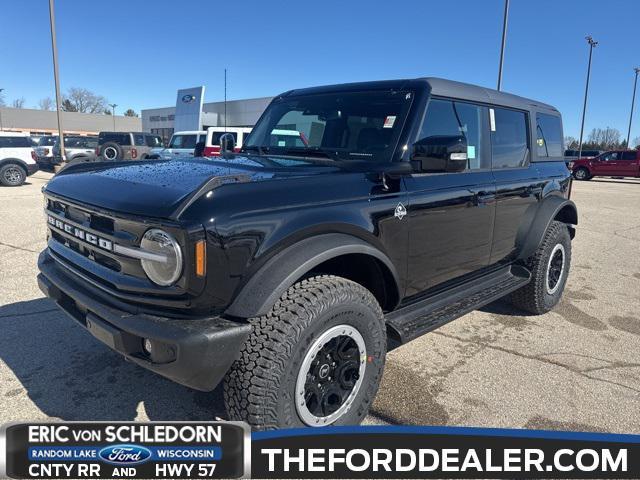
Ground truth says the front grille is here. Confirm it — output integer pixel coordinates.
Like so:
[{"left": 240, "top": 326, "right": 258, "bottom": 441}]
[{"left": 43, "top": 193, "right": 193, "bottom": 301}]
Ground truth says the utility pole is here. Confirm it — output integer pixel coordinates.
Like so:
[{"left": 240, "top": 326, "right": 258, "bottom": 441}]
[
  {"left": 224, "top": 69, "right": 227, "bottom": 132},
  {"left": 109, "top": 103, "right": 117, "bottom": 131},
  {"left": 578, "top": 36, "right": 598, "bottom": 159},
  {"left": 626, "top": 67, "right": 640, "bottom": 149},
  {"left": 48, "top": 0, "right": 65, "bottom": 162},
  {"left": 497, "top": 0, "right": 510, "bottom": 91}
]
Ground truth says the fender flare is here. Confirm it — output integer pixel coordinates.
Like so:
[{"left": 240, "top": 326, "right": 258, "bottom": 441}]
[
  {"left": 0, "top": 158, "right": 29, "bottom": 173},
  {"left": 225, "top": 233, "right": 401, "bottom": 318},
  {"left": 518, "top": 196, "right": 578, "bottom": 261}
]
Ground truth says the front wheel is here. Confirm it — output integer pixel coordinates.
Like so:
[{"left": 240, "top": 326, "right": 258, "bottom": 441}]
[
  {"left": 573, "top": 167, "right": 591, "bottom": 180},
  {"left": 224, "top": 275, "right": 386, "bottom": 430},
  {"left": 510, "top": 221, "right": 571, "bottom": 314}
]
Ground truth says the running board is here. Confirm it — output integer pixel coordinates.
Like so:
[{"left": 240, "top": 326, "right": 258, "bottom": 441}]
[{"left": 386, "top": 265, "right": 531, "bottom": 346}]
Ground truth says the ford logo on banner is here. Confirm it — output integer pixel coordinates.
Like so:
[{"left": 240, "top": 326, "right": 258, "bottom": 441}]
[
  {"left": 98, "top": 444, "right": 152, "bottom": 465},
  {"left": 181, "top": 94, "right": 196, "bottom": 103}
]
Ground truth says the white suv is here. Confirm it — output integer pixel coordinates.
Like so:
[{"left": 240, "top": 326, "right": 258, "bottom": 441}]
[
  {"left": 154, "top": 131, "right": 207, "bottom": 159},
  {"left": 0, "top": 132, "right": 39, "bottom": 186},
  {"left": 202, "top": 127, "right": 252, "bottom": 157}
]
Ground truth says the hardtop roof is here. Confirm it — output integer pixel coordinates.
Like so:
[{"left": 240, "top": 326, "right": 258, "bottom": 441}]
[{"left": 283, "top": 77, "right": 559, "bottom": 115}]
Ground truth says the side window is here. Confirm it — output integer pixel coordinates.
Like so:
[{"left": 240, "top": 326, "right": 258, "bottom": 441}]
[
  {"left": 621, "top": 151, "right": 636, "bottom": 160},
  {"left": 602, "top": 151, "right": 618, "bottom": 161},
  {"left": 419, "top": 99, "right": 487, "bottom": 170},
  {"left": 536, "top": 113, "right": 563, "bottom": 157},
  {"left": 133, "top": 134, "right": 145, "bottom": 146},
  {"left": 0, "top": 137, "right": 9, "bottom": 148},
  {"left": 491, "top": 107, "right": 529, "bottom": 169}
]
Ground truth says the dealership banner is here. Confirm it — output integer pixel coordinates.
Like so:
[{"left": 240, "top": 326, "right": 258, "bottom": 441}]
[
  {"left": 0, "top": 422, "right": 248, "bottom": 479},
  {"left": 2, "top": 422, "right": 640, "bottom": 479}
]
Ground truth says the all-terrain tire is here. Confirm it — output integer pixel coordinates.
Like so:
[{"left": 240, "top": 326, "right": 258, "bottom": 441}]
[
  {"left": 510, "top": 221, "right": 571, "bottom": 314},
  {"left": 224, "top": 275, "right": 386, "bottom": 430},
  {"left": 0, "top": 163, "right": 27, "bottom": 186}
]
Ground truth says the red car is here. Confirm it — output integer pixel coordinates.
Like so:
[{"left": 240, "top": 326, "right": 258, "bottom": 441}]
[{"left": 569, "top": 150, "right": 640, "bottom": 180}]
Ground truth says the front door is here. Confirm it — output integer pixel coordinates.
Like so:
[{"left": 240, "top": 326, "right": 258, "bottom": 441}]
[
  {"left": 590, "top": 151, "right": 619, "bottom": 176},
  {"left": 405, "top": 98, "right": 495, "bottom": 297}
]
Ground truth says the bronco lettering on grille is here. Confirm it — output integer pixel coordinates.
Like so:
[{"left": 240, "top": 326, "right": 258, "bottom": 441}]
[{"left": 47, "top": 215, "right": 113, "bottom": 251}]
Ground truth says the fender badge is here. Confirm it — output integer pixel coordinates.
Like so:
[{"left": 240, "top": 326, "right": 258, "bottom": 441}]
[{"left": 394, "top": 202, "right": 407, "bottom": 220}]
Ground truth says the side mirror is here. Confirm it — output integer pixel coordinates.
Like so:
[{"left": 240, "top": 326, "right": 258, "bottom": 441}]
[
  {"left": 219, "top": 133, "right": 235, "bottom": 156},
  {"left": 410, "top": 135, "right": 468, "bottom": 173}
]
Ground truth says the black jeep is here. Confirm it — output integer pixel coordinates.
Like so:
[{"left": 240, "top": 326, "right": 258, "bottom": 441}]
[{"left": 37, "top": 78, "right": 576, "bottom": 429}]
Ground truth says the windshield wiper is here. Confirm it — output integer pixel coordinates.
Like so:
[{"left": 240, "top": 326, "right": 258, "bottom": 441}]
[
  {"left": 276, "top": 146, "right": 342, "bottom": 162},
  {"left": 243, "top": 145, "right": 269, "bottom": 155}
]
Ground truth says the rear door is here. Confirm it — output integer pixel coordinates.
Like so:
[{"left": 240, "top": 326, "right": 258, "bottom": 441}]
[
  {"left": 616, "top": 151, "right": 640, "bottom": 177},
  {"left": 489, "top": 106, "right": 541, "bottom": 265},
  {"left": 404, "top": 98, "right": 495, "bottom": 296}
]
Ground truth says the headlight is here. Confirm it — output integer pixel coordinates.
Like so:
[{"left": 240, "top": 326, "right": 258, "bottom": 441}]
[{"left": 140, "top": 229, "right": 183, "bottom": 286}]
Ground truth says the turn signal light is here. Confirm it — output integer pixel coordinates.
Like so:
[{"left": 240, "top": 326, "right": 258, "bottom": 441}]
[{"left": 195, "top": 240, "right": 206, "bottom": 277}]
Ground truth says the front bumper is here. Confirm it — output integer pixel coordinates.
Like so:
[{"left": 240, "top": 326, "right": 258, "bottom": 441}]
[{"left": 37, "top": 249, "right": 251, "bottom": 391}]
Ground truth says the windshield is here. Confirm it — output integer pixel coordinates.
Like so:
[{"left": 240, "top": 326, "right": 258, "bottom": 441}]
[{"left": 244, "top": 90, "right": 413, "bottom": 163}]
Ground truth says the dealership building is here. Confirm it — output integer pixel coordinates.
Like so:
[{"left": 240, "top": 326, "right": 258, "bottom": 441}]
[
  {"left": 0, "top": 86, "right": 271, "bottom": 144},
  {"left": 141, "top": 87, "right": 273, "bottom": 144},
  {"left": 0, "top": 107, "right": 141, "bottom": 136}
]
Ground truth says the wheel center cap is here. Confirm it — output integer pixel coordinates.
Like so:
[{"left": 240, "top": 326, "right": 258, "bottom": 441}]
[{"left": 319, "top": 364, "right": 330, "bottom": 379}]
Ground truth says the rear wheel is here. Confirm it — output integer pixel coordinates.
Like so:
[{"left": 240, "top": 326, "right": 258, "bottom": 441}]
[
  {"left": 573, "top": 167, "right": 591, "bottom": 180},
  {"left": 510, "top": 221, "right": 571, "bottom": 314},
  {"left": 224, "top": 275, "right": 386, "bottom": 430},
  {"left": 0, "top": 163, "right": 27, "bottom": 186}
]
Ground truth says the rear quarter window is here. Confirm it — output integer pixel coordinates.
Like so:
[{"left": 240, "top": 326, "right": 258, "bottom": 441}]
[
  {"left": 99, "top": 133, "right": 131, "bottom": 145},
  {"left": 536, "top": 113, "right": 563, "bottom": 157}
]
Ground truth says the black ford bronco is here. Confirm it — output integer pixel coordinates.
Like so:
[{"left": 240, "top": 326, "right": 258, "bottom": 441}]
[{"left": 38, "top": 78, "right": 577, "bottom": 429}]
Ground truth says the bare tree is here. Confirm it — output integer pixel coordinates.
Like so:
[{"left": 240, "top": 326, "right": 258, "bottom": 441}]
[
  {"left": 38, "top": 97, "right": 55, "bottom": 111},
  {"left": 564, "top": 136, "right": 577, "bottom": 150},
  {"left": 123, "top": 108, "right": 138, "bottom": 117},
  {"left": 586, "top": 127, "right": 622, "bottom": 150},
  {"left": 63, "top": 87, "right": 108, "bottom": 114},
  {"left": 11, "top": 97, "right": 26, "bottom": 108},
  {"left": 0, "top": 91, "right": 5, "bottom": 107},
  {"left": 633, "top": 136, "right": 640, "bottom": 149}
]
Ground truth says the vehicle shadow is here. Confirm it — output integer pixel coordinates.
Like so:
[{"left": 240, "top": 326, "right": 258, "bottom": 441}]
[
  {"left": 590, "top": 178, "right": 640, "bottom": 185},
  {"left": 0, "top": 298, "right": 227, "bottom": 421}
]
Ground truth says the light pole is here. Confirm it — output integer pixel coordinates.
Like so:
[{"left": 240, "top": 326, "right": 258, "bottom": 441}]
[
  {"left": 109, "top": 103, "right": 117, "bottom": 130},
  {"left": 0, "top": 88, "right": 4, "bottom": 131},
  {"left": 578, "top": 36, "right": 598, "bottom": 160},
  {"left": 48, "top": 0, "right": 65, "bottom": 162},
  {"left": 626, "top": 67, "right": 640, "bottom": 149},
  {"left": 497, "top": 0, "right": 510, "bottom": 91}
]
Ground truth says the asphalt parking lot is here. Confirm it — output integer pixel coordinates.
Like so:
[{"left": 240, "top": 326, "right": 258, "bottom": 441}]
[{"left": 1, "top": 171, "right": 639, "bottom": 431}]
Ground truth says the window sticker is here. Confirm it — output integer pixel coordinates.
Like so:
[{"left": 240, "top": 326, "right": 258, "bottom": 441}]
[
  {"left": 467, "top": 145, "right": 476, "bottom": 159},
  {"left": 383, "top": 116, "right": 397, "bottom": 128},
  {"left": 489, "top": 108, "right": 496, "bottom": 132}
]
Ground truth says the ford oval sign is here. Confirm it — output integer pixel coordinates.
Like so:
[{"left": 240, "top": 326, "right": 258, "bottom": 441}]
[
  {"left": 98, "top": 444, "right": 152, "bottom": 465},
  {"left": 181, "top": 94, "right": 196, "bottom": 103}
]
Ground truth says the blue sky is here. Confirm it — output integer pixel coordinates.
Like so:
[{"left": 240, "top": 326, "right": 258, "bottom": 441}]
[{"left": 1, "top": 0, "right": 639, "bottom": 139}]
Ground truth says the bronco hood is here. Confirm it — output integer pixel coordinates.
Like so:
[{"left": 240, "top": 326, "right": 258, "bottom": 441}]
[{"left": 44, "top": 157, "right": 333, "bottom": 219}]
